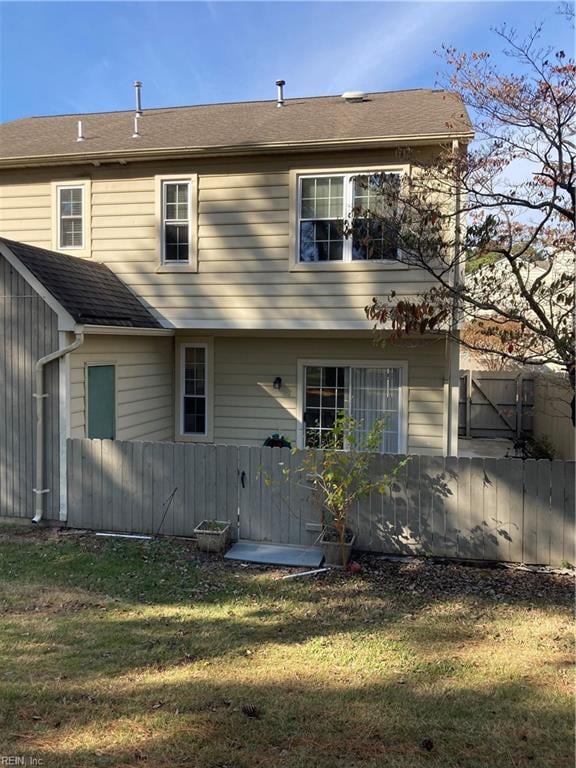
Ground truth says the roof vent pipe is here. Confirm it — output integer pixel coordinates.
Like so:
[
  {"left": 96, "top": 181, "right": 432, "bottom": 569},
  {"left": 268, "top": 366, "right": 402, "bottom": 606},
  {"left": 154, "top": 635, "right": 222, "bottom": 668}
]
[
  {"left": 132, "top": 114, "right": 141, "bottom": 139},
  {"left": 134, "top": 80, "right": 143, "bottom": 116},
  {"left": 77, "top": 120, "right": 85, "bottom": 142},
  {"left": 275, "top": 79, "right": 285, "bottom": 108}
]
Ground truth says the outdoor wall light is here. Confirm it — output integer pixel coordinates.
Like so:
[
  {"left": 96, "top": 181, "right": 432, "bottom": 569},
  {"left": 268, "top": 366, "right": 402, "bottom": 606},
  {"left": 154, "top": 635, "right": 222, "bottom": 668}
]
[{"left": 273, "top": 377, "right": 282, "bottom": 390}]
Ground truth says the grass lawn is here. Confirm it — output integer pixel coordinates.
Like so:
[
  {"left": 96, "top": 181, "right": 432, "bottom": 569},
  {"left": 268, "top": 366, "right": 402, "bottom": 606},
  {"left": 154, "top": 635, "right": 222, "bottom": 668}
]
[{"left": 0, "top": 529, "right": 573, "bottom": 768}]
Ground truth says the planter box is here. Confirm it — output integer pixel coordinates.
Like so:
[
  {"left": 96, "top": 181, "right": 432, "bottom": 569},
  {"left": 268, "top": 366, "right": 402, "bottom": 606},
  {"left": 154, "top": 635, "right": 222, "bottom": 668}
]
[
  {"left": 320, "top": 530, "right": 356, "bottom": 568},
  {"left": 194, "top": 520, "right": 231, "bottom": 554}
]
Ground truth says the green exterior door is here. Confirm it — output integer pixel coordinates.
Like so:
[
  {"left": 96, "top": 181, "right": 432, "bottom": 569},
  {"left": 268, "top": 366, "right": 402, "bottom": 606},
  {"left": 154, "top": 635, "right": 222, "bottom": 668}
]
[{"left": 87, "top": 365, "right": 116, "bottom": 439}]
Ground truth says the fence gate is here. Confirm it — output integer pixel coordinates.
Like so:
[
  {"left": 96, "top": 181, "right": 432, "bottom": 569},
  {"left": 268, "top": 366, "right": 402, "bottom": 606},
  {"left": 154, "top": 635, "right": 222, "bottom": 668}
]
[
  {"left": 237, "top": 446, "right": 322, "bottom": 546},
  {"left": 459, "top": 370, "right": 534, "bottom": 439}
]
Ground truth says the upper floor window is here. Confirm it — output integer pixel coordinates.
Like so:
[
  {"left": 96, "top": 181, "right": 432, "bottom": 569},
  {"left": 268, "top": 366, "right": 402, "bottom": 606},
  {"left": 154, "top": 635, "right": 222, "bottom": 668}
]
[
  {"left": 58, "top": 186, "right": 84, "bottom": 249},
  {"left": 162, "top": 181, "right": 191, "bottom": 263},
  {"left": 298, "top": 172, "right": 401, "bottom": 263}
]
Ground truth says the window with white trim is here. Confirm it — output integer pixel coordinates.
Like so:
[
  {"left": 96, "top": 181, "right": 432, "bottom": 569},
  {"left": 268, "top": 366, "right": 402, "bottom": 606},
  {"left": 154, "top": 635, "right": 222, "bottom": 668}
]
[
  {"left": 162, "top": 181, "right": 191, "bottom": 263},
  {"left": 303, "top": 364, "right": 402, "bottom": 452},
  {"left": 182, "top": 345, "right": 207, "bottom": 435},
  {"left": 58, "top": 186, "right": 84, "bottom": 249},
  {"left": 298, "top": 172, "right": 401, "bottom": 262}
]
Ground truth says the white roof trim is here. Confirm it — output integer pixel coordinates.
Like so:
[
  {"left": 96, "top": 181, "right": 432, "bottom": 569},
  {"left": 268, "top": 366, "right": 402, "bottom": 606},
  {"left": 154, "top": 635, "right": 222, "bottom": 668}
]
[{"left": 82, "top": 325, "right": 175, "bottom": 336}]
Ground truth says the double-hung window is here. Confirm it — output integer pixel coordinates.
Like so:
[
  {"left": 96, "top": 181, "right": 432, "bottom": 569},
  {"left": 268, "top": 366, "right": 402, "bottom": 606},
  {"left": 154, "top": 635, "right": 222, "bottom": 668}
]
[
  {"left": 162, "top": 181, "right": 191, "bottom": 263},
  {"left": 58, "top": 186, "right": 84, "bottom": 249},
  {"left": 298, "top": 172, "right": 401, "bottom": 263},
  {"left": 301, "top": 363, "right": 405, "bottom": 453}
]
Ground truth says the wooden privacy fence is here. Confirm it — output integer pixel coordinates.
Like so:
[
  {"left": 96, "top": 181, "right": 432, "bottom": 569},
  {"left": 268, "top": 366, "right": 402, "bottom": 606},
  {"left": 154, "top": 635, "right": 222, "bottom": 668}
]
[{"left": 66, "top": 438, "right": 575, "bottom": 567}]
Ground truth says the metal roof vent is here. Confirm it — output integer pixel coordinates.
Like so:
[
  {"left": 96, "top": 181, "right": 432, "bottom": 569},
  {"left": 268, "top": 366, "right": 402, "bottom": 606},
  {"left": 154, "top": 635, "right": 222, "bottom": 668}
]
[
  {"left": 76, "top": 120, "right": 85, "bottom": 142},
  {"left": 134, "top": 80, "right": 143, "bottom": 116},
  {"left": 275, "top": 79, "right": 286, "bottom": 108},
  {"left": 341, "top": 91, "right": 366, "bottom": 103}
]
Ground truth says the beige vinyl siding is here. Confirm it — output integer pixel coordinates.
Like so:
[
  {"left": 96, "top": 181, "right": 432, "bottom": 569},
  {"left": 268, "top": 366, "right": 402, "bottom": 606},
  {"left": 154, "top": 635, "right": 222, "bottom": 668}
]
[
  {"left": 210, "top": 335, "right": 446, "bottom": 454},
  {"left": 70, "top": 335, "right": 174, "bottom": 441},
  {"left": 0, "top": 147, "right": 441, "bottom": 330},
  {"left": 0, "top": 181, "right": 52, "bottom": 246}
]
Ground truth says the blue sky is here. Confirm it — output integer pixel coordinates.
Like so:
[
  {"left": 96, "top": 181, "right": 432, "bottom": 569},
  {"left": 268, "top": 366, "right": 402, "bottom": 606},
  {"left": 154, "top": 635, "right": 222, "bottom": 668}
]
[{"left": 0, "top": 1, "right": 572, "bottom": 121}]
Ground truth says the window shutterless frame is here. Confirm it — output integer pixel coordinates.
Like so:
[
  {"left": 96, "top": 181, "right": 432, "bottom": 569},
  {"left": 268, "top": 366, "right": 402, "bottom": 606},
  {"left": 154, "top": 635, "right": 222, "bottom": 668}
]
[
  {"left": 296, "top": 359, "right": 408, "bottom": 453},
  {"left": 155, "top": 174, "right": 198, "bottom": 272},
  {"left": 297, "top": 172, "right": 401, "bottom": 263},
  {"left": 175, "top": 339, "right": 214, "bottom": 442},
  {"left": 161, "top": 180, "right": 192, "bottom": 264},
  {"left": 289, "top": 166, "right": 410, "bottom": 271},
  {"left": 57, "top": 185, "right": 84, "bottom": 250}
]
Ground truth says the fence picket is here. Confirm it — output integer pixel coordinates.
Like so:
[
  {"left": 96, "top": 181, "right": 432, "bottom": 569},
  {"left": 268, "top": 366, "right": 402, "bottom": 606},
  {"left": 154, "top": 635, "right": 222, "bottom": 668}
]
[
  {"left": 455, "top": 457, "right": 470, "bottom": 559},
  {"left": 130, "top": 441, "right": 143, "bottom": 533},
  {"left": 141, "top": 442, "right": 154, "bottom": 534},
  {"left": 549, "top": 461, "right": 565, "bottom": 567},
  {"left": 467, "top": 458, "right": 485, "bottom": 560},
  {"left": 522, "top": 459, "right": 538, "bottom": 564},
  {"left": 426, "top": 455, "right": 446, "bottom": 552},
  {"left": 226, "top": 444, "right": 239, "bottom": 539},
  {"left": 237, "top": 445, "right": 250, "bottom": 540},
  {"left": 483, "top": 458, "right": 500, "bottom": 561},
  {"left": 111, "top": 440, "right": 124, "bottom": 529},
  {"left": 215, "top": 445, "right": 229, "bottom": 526},
  {"left": 88, "top": 439, "right": 102, "bottom": 532},
  {"left": 171, "top": 443, "right": 186, "bottom": 536},
  {"left": 506, "top": 459, "right": 524, "bottom": 563},
  {"left": 120, "top": 441, "right": 129, "bottom": 531},
  {"left": 100, "top": 440, "right": 114, "bottom": 532},
  {"left": 536, "top": 459, "right": 552, "bottom": 566},
  {"left": 246, "top": 447, "right": 262, "bottom": 541},
  {"left": 288, "top": 449, "right": 313, "bottom": 546},
  {"left": 184, "top": 444, "right": 197, "bottom": 530},
  {"left": 444, "top": 456, "right": 459, "bottom": 558},
  {"left": 563, "top": 462, "right": 575, "bottom": 566},
  {"left": 67, "top": 438, "right": 82, "bottom": 528},
  {"left": 194, "top": 444, "right": 206, "bottom": 526}
]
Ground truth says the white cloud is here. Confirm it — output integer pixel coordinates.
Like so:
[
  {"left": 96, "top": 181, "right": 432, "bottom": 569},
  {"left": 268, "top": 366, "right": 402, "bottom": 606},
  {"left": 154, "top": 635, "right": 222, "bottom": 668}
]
[{"left": 322, "top": 2, "right": 485, "bottom": 93}]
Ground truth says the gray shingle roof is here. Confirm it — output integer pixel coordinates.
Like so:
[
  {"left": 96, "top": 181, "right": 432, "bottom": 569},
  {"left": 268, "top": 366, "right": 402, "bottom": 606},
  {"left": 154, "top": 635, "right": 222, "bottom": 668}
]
[
  {"left": 0, "top": 89, "right": 473, "bottom": 162},
  {"left": 1, "top": 238, "right": 162, "bottom": 328}
]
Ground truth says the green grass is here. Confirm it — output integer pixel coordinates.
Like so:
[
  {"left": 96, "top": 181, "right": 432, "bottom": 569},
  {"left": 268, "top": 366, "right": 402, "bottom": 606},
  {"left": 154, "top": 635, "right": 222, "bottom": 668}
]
[{"left": 0, "top": 528, "right": 573, "bottom": 768}]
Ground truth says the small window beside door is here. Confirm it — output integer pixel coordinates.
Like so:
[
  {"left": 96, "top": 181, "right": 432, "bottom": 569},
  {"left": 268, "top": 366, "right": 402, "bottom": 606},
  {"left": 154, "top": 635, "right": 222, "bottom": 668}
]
[
  {"left": 87, "top": 364, "right": 116, "bottom": 439},
  {"left": 182, "top": 345, "right": 207, "bottom": 435}
]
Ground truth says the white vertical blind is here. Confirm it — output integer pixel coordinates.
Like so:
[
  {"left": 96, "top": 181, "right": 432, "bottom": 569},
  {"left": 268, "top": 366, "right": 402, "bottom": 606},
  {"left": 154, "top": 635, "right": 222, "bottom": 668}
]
[{"left": 349, "top": 367, "right": 400, "bottom": 452}]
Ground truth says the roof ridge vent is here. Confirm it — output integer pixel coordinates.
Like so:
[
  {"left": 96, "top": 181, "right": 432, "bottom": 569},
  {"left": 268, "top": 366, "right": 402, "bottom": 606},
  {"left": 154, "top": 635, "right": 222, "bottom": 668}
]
[{"left": 341, "top": 91, "right": 366, "bottom": 103}]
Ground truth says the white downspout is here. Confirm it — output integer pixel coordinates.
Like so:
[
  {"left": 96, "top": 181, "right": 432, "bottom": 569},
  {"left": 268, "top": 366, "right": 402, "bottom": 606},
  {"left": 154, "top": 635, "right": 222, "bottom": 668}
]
[
  {"left": 32, "top": 331, "right": 84, "bottom": 523},
  {"left": 446, "top": 138, "right": 463, "bottom": 457}
]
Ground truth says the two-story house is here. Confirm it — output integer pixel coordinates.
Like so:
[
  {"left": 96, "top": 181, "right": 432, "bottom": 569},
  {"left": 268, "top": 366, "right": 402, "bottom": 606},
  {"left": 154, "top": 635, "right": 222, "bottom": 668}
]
[{"left": 0, "top": 87, "right": 473, "bottom": 523}]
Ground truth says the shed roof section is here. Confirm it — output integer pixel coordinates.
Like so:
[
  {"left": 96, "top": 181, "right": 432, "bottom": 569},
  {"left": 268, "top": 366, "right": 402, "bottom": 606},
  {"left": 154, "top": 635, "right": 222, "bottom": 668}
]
[{"left": 0, "top": 238, "right": 162, "bottom": 328}]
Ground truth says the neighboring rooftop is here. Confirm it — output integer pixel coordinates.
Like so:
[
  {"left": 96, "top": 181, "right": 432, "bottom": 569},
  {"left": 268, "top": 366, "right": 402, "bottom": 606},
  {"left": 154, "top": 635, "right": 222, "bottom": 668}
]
[
  {"left": 0, "top": 238, "right": 162, "bottom": 328},
  {"left": 0, "top": 89, "right": 473, "bottom": 164}
]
